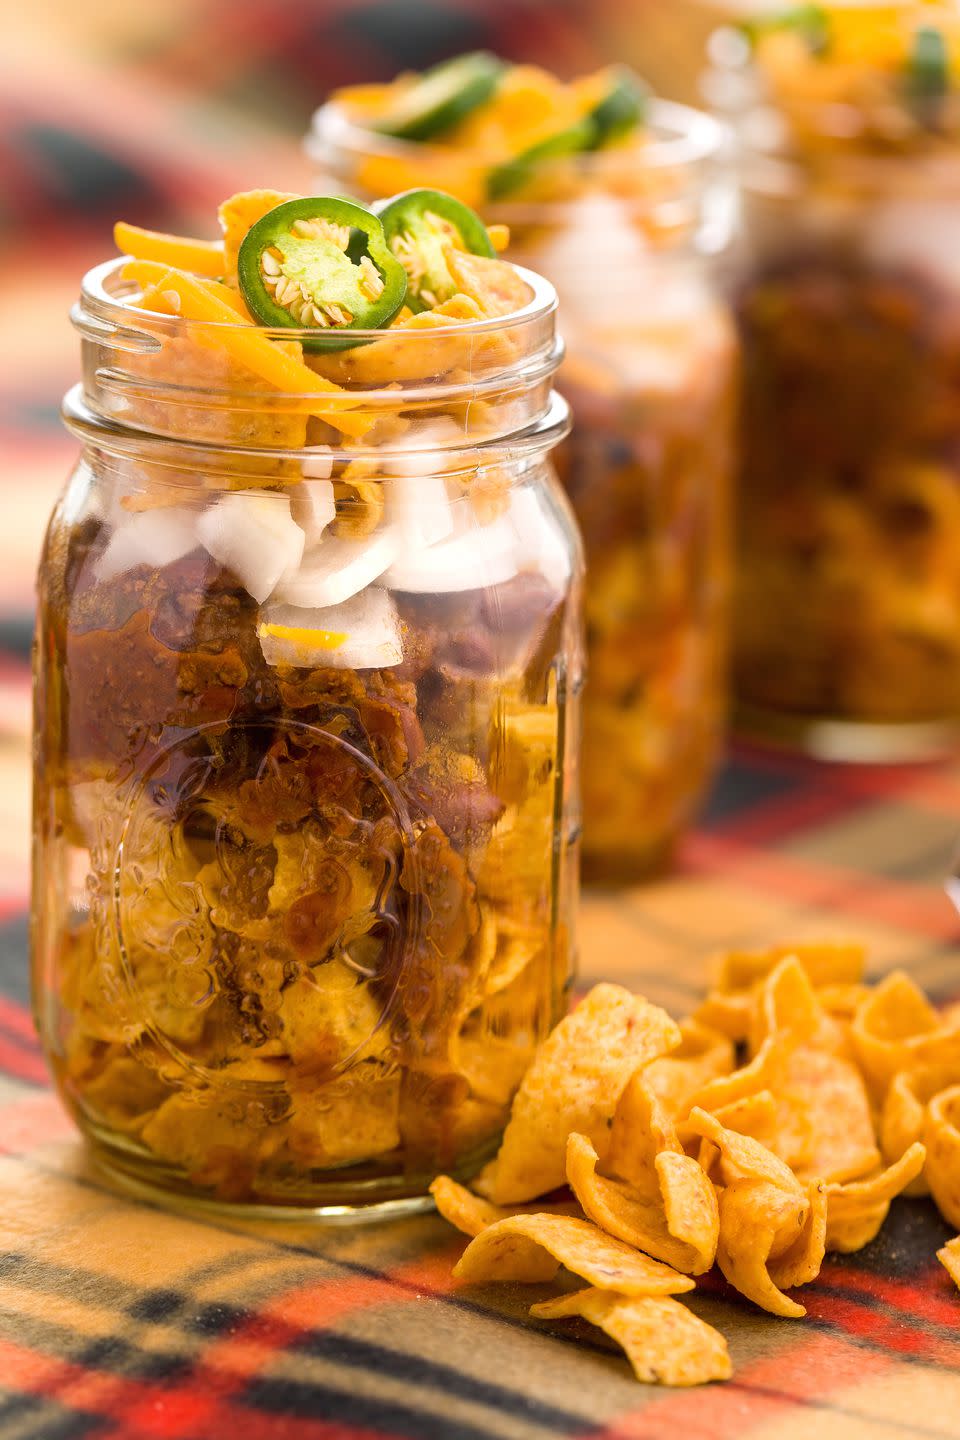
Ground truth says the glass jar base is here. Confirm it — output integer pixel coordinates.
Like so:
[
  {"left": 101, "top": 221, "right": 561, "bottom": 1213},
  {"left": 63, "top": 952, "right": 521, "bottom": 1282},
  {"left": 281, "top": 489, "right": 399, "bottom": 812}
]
[
  {"left": 734, "top": 703, "right": 960, "bottom": 765},
  {"left": 88, "top": 1139, "right": 445, "bottom": 1224}
]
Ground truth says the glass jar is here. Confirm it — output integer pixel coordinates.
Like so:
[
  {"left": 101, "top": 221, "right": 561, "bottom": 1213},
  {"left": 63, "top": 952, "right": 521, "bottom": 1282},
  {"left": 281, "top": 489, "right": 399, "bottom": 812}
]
[
  {"left": 32, "top": 258, "right": 581, "bottom": 1216},
  {"left": 709, "top": 19, "right": 960, "bottom": 760},
  {"left": 310, "top": 98, "right": 738, "bottom": 882}
]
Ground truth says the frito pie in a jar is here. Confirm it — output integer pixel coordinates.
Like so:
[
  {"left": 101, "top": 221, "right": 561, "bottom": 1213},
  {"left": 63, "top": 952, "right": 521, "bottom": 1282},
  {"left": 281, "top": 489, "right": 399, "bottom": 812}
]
[
  {"left": 312, "top": 58, "right": 738, "bottom": 881},
  {"left": 710, "top": 2, "right": 960, "bottom": 759},
  {"left": 32, "top": 189, "right": 582, "bottom": 1213}
]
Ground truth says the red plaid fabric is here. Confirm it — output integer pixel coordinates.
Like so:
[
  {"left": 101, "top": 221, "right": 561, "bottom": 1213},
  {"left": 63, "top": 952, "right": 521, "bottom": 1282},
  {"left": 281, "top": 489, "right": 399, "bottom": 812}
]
[{"left": 4, "top": 720, "right": 960, "bottom": 1440}]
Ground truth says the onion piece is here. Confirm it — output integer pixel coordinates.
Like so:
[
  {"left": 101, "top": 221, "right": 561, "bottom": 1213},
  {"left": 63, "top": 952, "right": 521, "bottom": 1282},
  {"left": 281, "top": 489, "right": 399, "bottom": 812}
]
[
  {"left": 509, "top": 486, "right": 573, "bottom": 595},
  {"left": 384, "top": 485, "right": 570, "bottom": 595},
  {"left": 273, "top": 527, "right": 400, "bottom": 608},
  {"left": 197, "top": 492, "right": 305, "bottom": 603},
  {"left": 387, "top": 472, "right": 455, "bottom": 548},
  {"left": 258, "top": 588, "right": 402, "bottom": 670},
  {"left": 383, "top": 511, "right": 520, "bottom": 593},
  {"left": 290, "top": 478, "right": 336, "bottom": 544},
  {"left": 96, "top": 506, "right": 200, "bottom": 582}
]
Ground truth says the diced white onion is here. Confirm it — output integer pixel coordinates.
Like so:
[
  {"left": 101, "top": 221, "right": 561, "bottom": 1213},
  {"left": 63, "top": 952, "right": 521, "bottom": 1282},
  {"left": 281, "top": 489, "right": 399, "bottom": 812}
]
[
  {"left": 386, "top": 472, "right": 455, "bottom": 549},
  {"left": 196, "top": 493, "right": 305, "bottom": 603},
  {"left": 290, "top": 479, "right": 336, "bottom": 544},
  {"left": 272, "top": 527, "right": 400, "bottom": 609},
  {"left": 300, "top": 449, "right": 335, "bottom": 480},
  {"left": 258, "top": 588, "right": 402, "bottom": 670},
  {"left": 383, "top": 511, "right": 520, "bottom": 593},
  {"left": 383, "top": 485, "right": 570, "bottom": 596},
  {"left": 95, "top": 506, "right": 200, "bottom": 582},
  {"left": 509, "top": 486, "right": 572, "bottom": 594}
]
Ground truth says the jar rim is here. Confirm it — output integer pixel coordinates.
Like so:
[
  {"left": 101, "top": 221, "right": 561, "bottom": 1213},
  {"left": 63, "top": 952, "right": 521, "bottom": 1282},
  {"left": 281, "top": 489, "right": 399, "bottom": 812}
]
[
  {"left": 71, "top": 256, "right": 565, "bottom": 463},
  {"left": 307, "top": 96, "right": 727, "bottom": 196},
  {"left": 61, "top": 382, "right": 571, "bottom": 472},
  {"left": 79, "top": 256, "right": 558, "bottom": 344}
]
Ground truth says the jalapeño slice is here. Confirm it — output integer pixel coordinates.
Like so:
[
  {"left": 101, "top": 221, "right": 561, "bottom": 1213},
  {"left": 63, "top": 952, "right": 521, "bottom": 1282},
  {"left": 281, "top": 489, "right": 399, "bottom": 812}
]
[
  {"left": 907, "top": 24, "right": 950, "bottom": 115},
  {"left": 376, "top": 189, "right": 495, "bottom": 312},
  {"left": 487, "top": 118, "right": 597, "bottom": 201},
  {"left": 586, "top": 66, "right": 649, "bottom": 148},
  {"left": 740, "top": 5, "right": 830, "bottom": 56},
  {"left": 373, "top": 51, "right": 505, "bottom": 141},
  {"left": 237, "top": 197, "right": 408, "bottom": 350}
]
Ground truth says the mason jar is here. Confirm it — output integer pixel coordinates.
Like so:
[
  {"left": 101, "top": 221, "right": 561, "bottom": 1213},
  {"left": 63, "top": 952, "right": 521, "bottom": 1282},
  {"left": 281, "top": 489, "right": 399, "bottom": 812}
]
[
  {"left": 310, "top": 97, "right": 738, "bottom": 882},
  {"left": 708, "top": 17, "right": 960, "bottom": 760},
  {"left": 32, "top": 256, "right": 581, "bottom": 1215}
]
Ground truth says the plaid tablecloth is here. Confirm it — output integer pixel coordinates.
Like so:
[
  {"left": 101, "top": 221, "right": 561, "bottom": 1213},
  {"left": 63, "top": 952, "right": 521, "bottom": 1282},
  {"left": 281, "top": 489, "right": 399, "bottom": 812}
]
[{"left": 5, "top": 716, "right": 960, "bottom": 1440}]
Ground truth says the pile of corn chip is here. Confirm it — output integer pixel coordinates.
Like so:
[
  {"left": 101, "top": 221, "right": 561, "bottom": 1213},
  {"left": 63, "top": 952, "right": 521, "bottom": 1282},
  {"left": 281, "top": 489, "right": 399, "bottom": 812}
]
[{"left": 431, "top": 945, "right": 960, "bottom": 1386}]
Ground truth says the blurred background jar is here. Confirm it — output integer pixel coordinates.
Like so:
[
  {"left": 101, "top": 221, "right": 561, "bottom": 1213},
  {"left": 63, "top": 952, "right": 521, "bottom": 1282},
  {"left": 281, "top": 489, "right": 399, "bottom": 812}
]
[
  {"left": 707, "top": 2, "right": 960, "bottom": 761},
  {"left": 311, "top": 80, "right": 738, "bottom": 883},
  {"left": 33, "top": 256, "right": 581, "bottom": 1214}
]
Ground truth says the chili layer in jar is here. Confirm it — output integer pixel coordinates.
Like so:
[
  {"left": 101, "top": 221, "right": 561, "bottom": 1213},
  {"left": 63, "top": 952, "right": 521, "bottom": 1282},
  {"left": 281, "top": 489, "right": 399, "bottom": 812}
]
[
  {"left": 711, "top": 2, "right": 960, "bottom": 758},
  {"left": 312, "top": 58, "right": 738, "bottom": 881},
  {"left": 32, "top": 190, "right": 582, "bottom": 1213}
]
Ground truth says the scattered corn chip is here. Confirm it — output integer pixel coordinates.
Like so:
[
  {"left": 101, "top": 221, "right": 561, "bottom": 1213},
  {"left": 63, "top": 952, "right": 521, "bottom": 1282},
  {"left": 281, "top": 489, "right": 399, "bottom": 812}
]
[
  {"left": 429, "top": 1175, "right": 580, "bottom": 1238},
  {"left": 818, "top": 983, "right": 870, "bottom": 1019},
  {"left": 566, "top": 1132, "right": 718, "bottom": 1275},
  {"left": 825, "top": 1143, "right": 927, "bottom": 1252},
  {"left": 430, "top": 947, "right": 960, "bottom": 1390},
  {"left": 689, "top": 1033, "right": 793, "bottom": 1115},
  {"left": 880, "top": 1063, "right": 960, "bottom": 1195},
  {"left": 659, "top": 1152, "right": 721, "bottom": 1275},
  {"left": 788, "top": 1048, "right": 880, "bottom": 1185},
  {"left": 475, "top": 985, "right": 681, "bottom": 1204},
  {"left": 925, "top": 1088, "right": 960, "bottom": 1229},
  {"left": 711, "top": 1091, "right": 780, "bottom": 1148},
  {"left": 716, "top": 1180, "right": 810, "bottom": 1318},
  {"left": 430, "top": 1176, "right": 514, "bottom": 1237},
  {"left": 682, "top": 1107, "right": 805, "bottom": 1197},
  {"left": 852, "top": 971, "right": 960, "bottom": 1099},
  {"left": 530, "top": 1289, "right": 731, "bottom": 1386},
  {"left": 607, "top": 1070, "right": 679, "bottom": 1191},
  {"left": 453, "top": 1213, "right": 696, "bottom": 1294},
  {"left": 693, "top": 990, "right": 754, "bottom": 1043},
  {"left": 767, "top": 1181, "right": 828, "bottom": 1291},
  {"left": 716, "top": 942, "right": 865, "bottom": 994},
  {"left": 643, "top": 1019, "right": 735, "bottom": 1120},
  {"left": 751, "top": 956, "right": 823, "bottom": 1052},
  {"left": 938, "top": 1235, "right": 960, "bottom": 1290},
  {"left": 881, "top": 1069, "right": 931, "bottom": 1194},
  {"left": 696, "top": 944, "right": 864, "bottom": 1045}
]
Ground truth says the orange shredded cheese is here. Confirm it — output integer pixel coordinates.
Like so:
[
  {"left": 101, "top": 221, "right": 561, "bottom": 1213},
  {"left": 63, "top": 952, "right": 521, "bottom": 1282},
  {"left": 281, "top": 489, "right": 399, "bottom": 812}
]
[
  {"left": 123, "top": 264, "right": 372, "bottom": 439},
  {"left": 114, "top": 222, "right": 227, "bottom": 278}
]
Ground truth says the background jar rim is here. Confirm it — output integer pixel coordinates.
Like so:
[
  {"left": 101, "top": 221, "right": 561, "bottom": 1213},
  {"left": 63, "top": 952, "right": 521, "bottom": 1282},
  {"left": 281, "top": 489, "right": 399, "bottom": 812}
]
[{"left": 308, "top": 96, "right": 727, "bottom": 205}]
